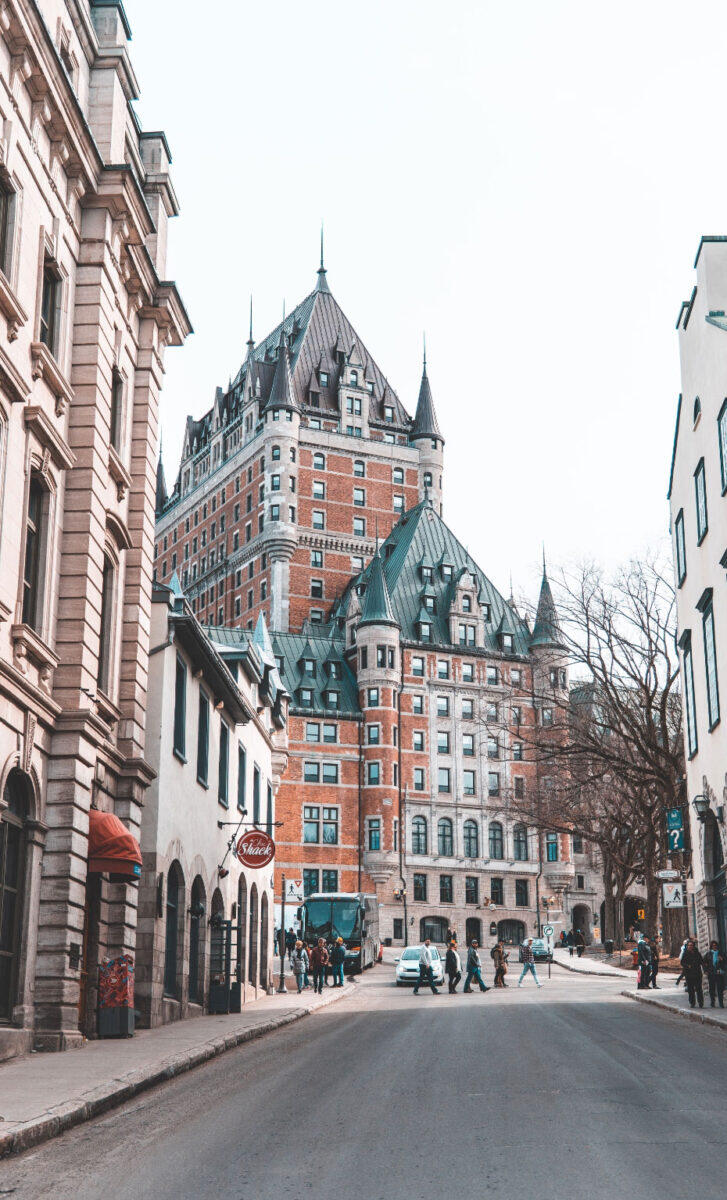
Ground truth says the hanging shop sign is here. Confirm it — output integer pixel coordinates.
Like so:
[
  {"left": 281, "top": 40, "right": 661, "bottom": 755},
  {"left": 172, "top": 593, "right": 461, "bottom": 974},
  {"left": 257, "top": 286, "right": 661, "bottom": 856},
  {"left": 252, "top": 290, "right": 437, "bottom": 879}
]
[{"left": 236, "top": 829, "right": 275, "bottom": 869}]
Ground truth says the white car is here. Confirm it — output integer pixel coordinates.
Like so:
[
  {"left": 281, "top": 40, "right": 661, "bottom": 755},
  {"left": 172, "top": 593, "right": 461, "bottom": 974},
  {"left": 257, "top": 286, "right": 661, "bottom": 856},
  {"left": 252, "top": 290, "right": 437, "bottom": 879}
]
[{"left": 395, "top": 945, "right": 445, "bottom": 986}]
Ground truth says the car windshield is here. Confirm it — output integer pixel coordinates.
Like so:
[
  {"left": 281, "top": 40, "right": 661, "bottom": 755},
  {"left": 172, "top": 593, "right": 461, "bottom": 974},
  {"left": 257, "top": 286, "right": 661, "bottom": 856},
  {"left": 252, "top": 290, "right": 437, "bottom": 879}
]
[{"left": 401, "top": 948, "right": 420, "bottom": 960}]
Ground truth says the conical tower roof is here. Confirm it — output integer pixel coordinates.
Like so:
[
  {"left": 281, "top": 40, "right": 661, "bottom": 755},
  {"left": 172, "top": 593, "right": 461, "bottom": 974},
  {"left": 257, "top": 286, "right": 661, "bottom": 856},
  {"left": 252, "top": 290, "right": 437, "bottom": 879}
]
[
  {"left": 359, "top": 544, "right": 399, "bottom": 629},
  {"left": 265, "top": 327, "right": 298, "bottom": 413},
  {"left": 155, "top": 445, "right": 168, "bottom": 515},
  {"left": 410, "top": 348, "right": 443, "bottom": 442},
  {"left": 531, "top": 562, "right": 563, "bottom": 648}
]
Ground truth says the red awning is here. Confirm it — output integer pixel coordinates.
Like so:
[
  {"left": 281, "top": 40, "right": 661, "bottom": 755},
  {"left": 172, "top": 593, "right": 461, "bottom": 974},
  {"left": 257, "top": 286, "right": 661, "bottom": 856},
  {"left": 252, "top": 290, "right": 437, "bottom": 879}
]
[{"left": 88, "top": 809, "right": 142, "bottom": 879}]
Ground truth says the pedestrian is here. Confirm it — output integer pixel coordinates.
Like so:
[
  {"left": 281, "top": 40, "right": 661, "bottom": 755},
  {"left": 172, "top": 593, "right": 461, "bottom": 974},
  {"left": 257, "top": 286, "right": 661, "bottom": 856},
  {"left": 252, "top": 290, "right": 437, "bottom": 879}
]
[
  {"left": 574, "top": 929, "right": 586, "bottom": 958},
  {"left": 463, "top": 939, "right": 489, "bottom": 993},
  {"left": 681, "top": 939, "right": 704, "bottom": 1008},
  {"left": 445, "top": 940, "right": 462, "bottom": 993},
  {"left": 518, "top": 939, "right": 542, "bottom": 988},
  {"left": 650, "top": 937, "right": 661, "bottom": 989},
  {"left": 413, "top": 938, "right": 439, "bottom": 995},
  {"left": 285, "top": 927, "right": 296, "bottom": 965},
  {"left": 636, "top": 935, "right": 652, "bottom": 989},
  {"left": 290, "top": 940, "right": 309, "bottom": 994},
  {"left": 565, "top": 930, "right": 574, "bottom": 957},
  {"left": 702, "top": 940, "right": 726, "bottom": 1008},
  {"left": 491, "top": 941, "right": 508, "bottom": 987},
  {"left": 309, "top": 937, "right": 329, "bottom": 995},
  {"left": 559, "top": 931, "right": 566, "bottom": 949},
  {"left": 675, "top": 937, "right": 690, "bottom": 988},
  {"left": 330, "top": 936, "right": 346, "bottom": 987}
]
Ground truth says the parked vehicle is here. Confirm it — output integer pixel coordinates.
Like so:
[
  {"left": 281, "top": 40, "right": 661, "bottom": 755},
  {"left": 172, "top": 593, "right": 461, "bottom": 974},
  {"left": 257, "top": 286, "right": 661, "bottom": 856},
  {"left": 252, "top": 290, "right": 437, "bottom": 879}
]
[
  {"left": 298, "top": 892, "right": 380, "bottom": 974},
  {"left": 518, "top": 938, "right": 551, "bottom": 963},
  {"left": 395, "top": 945, "right": 445, "bottom": 986}
]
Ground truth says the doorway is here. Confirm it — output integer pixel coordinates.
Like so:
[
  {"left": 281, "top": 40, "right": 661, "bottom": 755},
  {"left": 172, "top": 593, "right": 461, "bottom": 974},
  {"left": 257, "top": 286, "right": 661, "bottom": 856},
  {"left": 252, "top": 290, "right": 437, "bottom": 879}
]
[
  {"left": 572, "top": 904, "right": 592, "bottom": 944},
  {"left": 465, "top": 917, "right": 482, "bottom": 946}
]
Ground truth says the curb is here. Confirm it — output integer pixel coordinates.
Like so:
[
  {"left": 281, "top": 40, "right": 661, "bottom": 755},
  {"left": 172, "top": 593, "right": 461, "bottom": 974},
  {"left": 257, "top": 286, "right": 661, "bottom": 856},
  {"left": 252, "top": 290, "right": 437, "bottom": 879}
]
[
  {"left": 621, "top": 988, "right": 727, "bottom": 1033},
  {"left": 551, "top": 956, "right": 633, "bottom": 979},
  {"left": 0, "top": 984, "right": 352, "bottom": 1159}
]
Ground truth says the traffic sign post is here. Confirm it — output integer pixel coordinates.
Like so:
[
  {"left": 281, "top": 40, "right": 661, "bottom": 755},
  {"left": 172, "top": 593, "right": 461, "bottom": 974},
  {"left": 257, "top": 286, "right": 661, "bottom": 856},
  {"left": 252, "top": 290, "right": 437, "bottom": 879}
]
[
  {"left": 655, "top": 869, "right": 680, "bottom": 881},
  {"left": 663, "top": 882, "right": 685, "bottom": 908}
]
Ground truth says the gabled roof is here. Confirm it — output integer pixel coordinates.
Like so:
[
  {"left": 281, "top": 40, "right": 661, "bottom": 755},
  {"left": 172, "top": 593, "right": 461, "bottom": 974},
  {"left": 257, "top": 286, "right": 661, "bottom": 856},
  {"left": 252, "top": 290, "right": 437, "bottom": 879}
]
[
  {"left": 342, "top": 498, "right": 532, "bottom": 653},
  {"left": 272, "top": 629, "right": 360, "bottom": 717}
]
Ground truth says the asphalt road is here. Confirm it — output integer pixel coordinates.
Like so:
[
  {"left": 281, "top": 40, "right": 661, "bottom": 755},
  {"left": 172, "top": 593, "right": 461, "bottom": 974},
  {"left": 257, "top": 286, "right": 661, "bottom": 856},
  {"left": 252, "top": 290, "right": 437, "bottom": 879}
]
[{"left": 4, "top": 963, "right": 727, "bottom": 1200}]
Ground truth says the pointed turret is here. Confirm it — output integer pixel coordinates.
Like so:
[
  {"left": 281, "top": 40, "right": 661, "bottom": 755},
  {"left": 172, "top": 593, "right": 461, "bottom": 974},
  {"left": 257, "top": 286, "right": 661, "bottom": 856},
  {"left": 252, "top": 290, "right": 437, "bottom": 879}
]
[
  {"left": 156, "top": 444, "right": 168, "bottom": 515},
  {"left": 316, "top": 225, "right": 330, "bottom": 294},
  {"left": 359, "top": 544, "right": 399, "bottom": 629},
  {"left": 410, "top": 341, "right": 444, "bottom": 443},
  {"left": 253, "top": 610, "right": 275, "bottom": 657},
  {"left": 265, "top": 326, "right": 298, "bottom": 413},
  {"left": 531, "top": 558, "right": 563, "bottom": 648}
]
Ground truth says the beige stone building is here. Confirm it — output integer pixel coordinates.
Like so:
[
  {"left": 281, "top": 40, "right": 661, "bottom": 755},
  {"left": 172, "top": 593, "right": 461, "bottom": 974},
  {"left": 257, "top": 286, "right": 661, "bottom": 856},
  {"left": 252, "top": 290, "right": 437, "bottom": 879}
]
[
  {"left": 137, "top": 582, "right": 288, "bottom": 1026},
  {"left": 0, "top": 1, "right": 189, "bottom": 1060}
]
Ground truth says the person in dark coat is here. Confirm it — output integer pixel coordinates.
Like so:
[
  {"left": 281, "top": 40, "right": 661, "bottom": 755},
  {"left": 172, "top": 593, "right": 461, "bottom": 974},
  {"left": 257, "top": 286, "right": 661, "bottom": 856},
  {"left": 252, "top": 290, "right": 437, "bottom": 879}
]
[
  {"left": 574, "top": 929, "right": 586, "bottom": 958},
  {"left": 636, "top": 936, "right": 652, "bottom": 989},
  {"left": 491, "top": 942, "right": 508, "bottom": 987},
  {"left": 330, "top": 937, "right": 346, "bottom": 987},
  {"left": 445, "top": 941, "right": 462, "bottom": 993},
  {"left": 649, "top": 938, "right": 661, "bottom": 988},
  {"left": 309, "top": 938, "right": 330, "bottom": 995},
  {"left": 703, "top": 940, "right": 726, "bottom": 1008},
  {"left": 285, "top": 927, "right": 296, "bottom": 964},
  {"left": 681, "top": 940, "right": 704, "bottom": 1008},
  {"left": 565, "top": 930, "right": 574, "bottom": 957}
]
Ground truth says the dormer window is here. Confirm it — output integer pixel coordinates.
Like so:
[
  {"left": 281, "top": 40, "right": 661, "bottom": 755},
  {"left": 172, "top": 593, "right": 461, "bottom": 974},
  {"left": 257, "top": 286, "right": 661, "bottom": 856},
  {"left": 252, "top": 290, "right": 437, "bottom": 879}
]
[
  {"left": 462, "top": 595, "right": 472, "bottom": 613},
  {"left": 419, "top": 621, "right": 432, "bottom": 643},
  {"left": 441, "top": 564, "right": 453, "bottom": 580},
  {"left": 384, "top": 405, "right": 394, "bottom": 422},
  {"left": 424, "top": 595, "right": 435, "bottom": 613},
  {"left": 421, "top": 566, "right": 433, "bottom": 583},
  {"left": 320, "top": 371, "right": 329, "bottom": 387},
  {"left": 367, "top": 381, "right": 374, "bottom": 394},
  {"left": 303, "top": 658, "right": 315, "bottom": 676},
  {"left": 329, "top": 662, "right": 342, "bottom": 680},
  {"left": 300, "top": 687, "right": 313, "bottom": 706},
  {"left": 483, "top": 603, "right": 491, "bottom": 621},
  {"left": 502, "top": 633, "right": 514, "bottom": 652},
  {"left": 325, "top": 691, "right": 340, "bottom": 710},
  {"left": 351, "top": 370, "right": 358, "bottom": 386}
]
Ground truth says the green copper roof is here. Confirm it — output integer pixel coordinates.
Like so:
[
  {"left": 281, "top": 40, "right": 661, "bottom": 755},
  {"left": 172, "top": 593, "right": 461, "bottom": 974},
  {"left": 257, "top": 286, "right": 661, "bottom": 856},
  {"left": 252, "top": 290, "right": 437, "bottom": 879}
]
[
  {"left": 410, "top": 361, "right": 443, "bottom": 442},
  {"left": 359, "top": 544, "right": 399, "bottom": 628},
  {"left": 271, "top": 628, "right": 360, "bottom": 716},
  {"left": 531, "top": 569, "right": 563, "bottom": 647}
]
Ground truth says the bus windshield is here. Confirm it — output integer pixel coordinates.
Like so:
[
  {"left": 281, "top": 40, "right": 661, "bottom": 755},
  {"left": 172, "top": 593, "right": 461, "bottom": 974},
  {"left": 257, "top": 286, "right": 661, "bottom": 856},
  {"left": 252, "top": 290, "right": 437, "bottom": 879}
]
[
  {"left": 331, "top": 901, "right": 361, "bottom": 940},
  {"left": 303, "top": 899, "right": 362, "bottom": 942}
]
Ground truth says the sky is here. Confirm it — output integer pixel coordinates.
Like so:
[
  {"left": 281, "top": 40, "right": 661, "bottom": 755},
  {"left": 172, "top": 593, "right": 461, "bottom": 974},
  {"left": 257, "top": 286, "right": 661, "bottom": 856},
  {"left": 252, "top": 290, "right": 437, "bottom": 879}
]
[{"left": 125, "top": 0, "right": 727, "bottom": 613}]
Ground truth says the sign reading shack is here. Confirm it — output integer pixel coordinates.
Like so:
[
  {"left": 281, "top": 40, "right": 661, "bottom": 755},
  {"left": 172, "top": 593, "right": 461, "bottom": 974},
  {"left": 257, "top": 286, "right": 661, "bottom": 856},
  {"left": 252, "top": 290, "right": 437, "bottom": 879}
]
[{"left": 235, "top": 829, "right": 275, "bottom": 869}]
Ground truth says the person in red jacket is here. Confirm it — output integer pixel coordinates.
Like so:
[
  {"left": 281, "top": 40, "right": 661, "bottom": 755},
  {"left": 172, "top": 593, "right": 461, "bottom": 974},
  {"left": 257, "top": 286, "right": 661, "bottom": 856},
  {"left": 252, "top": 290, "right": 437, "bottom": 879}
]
[{"left": 309, "top": 938, "right": 330, "bottom": 995}]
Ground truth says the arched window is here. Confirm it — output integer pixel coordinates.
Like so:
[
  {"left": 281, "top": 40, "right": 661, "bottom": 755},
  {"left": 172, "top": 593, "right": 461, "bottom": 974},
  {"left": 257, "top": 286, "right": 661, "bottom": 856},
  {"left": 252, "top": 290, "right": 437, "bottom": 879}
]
[
  {"left": 188, "top": 876, "right": 206, "bottom": 1004},
  {"left": 353, "top": 459, "right": 365, "bottom": 478},
  {"left": 498, "top": 919, "right": 525, "bottom": 946},
  {"left": 350, "top": 370, "right": 358, "bottom": 386},
  {"left": 463, "top": 820, "right": 479, "bottom": 858},
  {"left": 411, "top": 815, "right": 427, "bottom": 855},
  {"left": 248, "top": 884, "right": 259, "bottom": 985},
  {"left": 546, "top": 832, "right": 559, "bottom": 862},
  {"left": 513, "top": 824, "right": 529, "bottom": 861},
  {"left": 313, "top": 452, "right": 325, "bottom": 470},
  {"left": 0, "top": 770, "right": 30, "bottom": 1021},
  {"left": 97, "top": 554, "right": 116, "bottom": 694},
  {"left": 209, "top": 888, "right": 225, "bottom": 985},
  {"left": 489, "top": 821, "right": 504, "bottom": 860},
  {"left": 438, "top": 817, "right": 453, "bottom": 856},
  {"left": 271, "top": 444, "right": 281, "bottom": 461},
  {"left": 164, "top": 862, "right": 184, "bottom": 998},
  {"left": 237, "top": 875, "right": 248, "bottom": 986},
  {"left": 420, "top": 915, "right": 448, "bottom": 943}
]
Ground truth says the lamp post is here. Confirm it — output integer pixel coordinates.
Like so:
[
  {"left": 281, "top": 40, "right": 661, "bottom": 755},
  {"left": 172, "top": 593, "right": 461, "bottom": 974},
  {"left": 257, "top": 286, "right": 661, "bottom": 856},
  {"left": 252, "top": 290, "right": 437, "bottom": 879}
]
[
  {"left": 693, "top": 794, "right": 710, "bottom": 823},
  {"left": 277, "top": 872, "right": 287, "bottom": 994}
]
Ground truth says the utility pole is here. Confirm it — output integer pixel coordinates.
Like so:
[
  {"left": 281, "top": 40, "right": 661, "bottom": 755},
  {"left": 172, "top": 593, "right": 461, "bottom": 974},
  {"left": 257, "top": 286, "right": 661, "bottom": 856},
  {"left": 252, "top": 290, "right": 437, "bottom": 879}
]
[{"left": 277, "top": 873, "right": 287, "bottom": 993}]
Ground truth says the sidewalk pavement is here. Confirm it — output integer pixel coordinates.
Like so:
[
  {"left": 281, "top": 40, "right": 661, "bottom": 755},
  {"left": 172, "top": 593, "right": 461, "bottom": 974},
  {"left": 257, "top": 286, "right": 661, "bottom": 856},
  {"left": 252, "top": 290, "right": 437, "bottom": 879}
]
[
  {"left": 552, "top": 948, "right": 635, "bottom": 977},
  {"left": 0, "top": 976, "right": 352, "bottom": 1158},
  {"left": 623, "top": 981, "right": 727, "bottom": 1032}
]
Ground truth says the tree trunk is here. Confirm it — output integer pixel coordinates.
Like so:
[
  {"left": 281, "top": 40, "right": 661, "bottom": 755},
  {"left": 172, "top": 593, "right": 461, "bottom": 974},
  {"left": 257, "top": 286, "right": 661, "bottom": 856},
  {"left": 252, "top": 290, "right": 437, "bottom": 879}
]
[{"left": 662, "top": 904, "right": 688, "bottom": 957}]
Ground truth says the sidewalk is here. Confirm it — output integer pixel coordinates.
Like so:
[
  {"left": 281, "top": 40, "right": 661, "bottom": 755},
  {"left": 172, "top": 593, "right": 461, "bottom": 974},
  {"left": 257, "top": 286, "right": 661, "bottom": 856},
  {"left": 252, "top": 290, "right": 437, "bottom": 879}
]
[
  {"left": 552, "top": 948, "right": 635, "bottom": 977},
  {"left": 623, "top": 982, "right": 727, "bottom": 1032},
  {"left": 0, "top": 978, "right": 352, "bottom": 1158}
]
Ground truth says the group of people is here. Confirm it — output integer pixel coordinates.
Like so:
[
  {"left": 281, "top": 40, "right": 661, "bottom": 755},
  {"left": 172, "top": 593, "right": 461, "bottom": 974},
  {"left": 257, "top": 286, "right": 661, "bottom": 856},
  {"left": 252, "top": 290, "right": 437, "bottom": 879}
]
[
  {"left": 285, "top": 935, "right": 347, "bottom": 994},
  {"left": 676, "top": 938, "right": 726, "bottom": 1009},
  {"left": 559, "top": 929, "right": 586, "bottom": 958},
  {"left": 415, "top": 937, "right": 544, "bottom": 994},
  {"left": 634, "top": 934, "right": 661, "bottom": 989}
]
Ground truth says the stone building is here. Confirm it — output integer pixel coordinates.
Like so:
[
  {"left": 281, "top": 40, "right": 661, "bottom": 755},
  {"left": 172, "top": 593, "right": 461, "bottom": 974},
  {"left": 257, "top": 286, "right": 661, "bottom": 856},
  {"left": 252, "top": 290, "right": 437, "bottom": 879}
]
[
  {"left": 0, "top": 1, "right": 189, "bottom": 1060},
  {"left": 137, "top": 581, "right": 288, "bottom": 1026},
  {"left": 669, "top": 236, "right": 727, "bottom": 950}
]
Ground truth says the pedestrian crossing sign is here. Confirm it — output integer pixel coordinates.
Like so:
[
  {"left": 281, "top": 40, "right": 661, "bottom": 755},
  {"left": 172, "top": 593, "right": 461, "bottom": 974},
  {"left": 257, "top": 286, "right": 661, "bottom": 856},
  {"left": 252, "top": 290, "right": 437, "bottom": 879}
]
[{"left": 663, "top": 882, "right": 685, "bottom": 908}]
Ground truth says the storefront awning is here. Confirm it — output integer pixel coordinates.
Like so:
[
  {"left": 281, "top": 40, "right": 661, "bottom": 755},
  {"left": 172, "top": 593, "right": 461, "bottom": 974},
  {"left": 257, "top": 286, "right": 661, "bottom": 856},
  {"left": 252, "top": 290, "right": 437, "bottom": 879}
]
[{"left": 88, "top": 809, "right": 142, "bottom": 879}]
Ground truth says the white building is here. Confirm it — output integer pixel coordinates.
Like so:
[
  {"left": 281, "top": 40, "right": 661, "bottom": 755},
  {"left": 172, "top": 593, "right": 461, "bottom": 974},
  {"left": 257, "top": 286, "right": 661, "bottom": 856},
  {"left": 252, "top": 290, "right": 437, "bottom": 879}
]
[
  {"left": 669, "top": 236, "right": 727, "bottom": 948},
  {"left": 136, "top": 580, "right": 288, "bottom": 1025}
]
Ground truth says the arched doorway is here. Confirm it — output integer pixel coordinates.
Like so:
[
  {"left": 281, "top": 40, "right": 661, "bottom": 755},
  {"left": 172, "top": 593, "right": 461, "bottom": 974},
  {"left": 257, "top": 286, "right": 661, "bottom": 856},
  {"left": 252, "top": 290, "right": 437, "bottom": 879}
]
[
  {"left": 624, "top": 896, "right": 641, "bottom": 937},
  {"left": 248, "top": 885, "right": 259, "bottom": 986},
  {"left": 419, "top": 916, "right": 448, "bottom": 943},
  {"left": 164, "top": 862, "right": 185, "bottom": 1000},
  {"left": 572, "top": 904, "right": 592, "bottom": 944},
  {"left": 497, "top": 919, "right": 525, "bottom": 947},
  {"left": 465, "top": 917, "right": 482, "bottom": 946},
  {"left": 259, "top": 893, "right": 269, "bottom": 991},
  {"left": 0, "top": 770, "right": 30, "bottom": 1022},
  {"left": 236, "top": 875, "right": 248, "bottom": 992},
  {"left": 705, "top": 813, "right": 727, "bottom": 950},
  {"left": 188, "top": 876, "right": 206, "bottom": 1005},
  {"left": 209, "top": 888, "right": 225, "bottom": 993}
]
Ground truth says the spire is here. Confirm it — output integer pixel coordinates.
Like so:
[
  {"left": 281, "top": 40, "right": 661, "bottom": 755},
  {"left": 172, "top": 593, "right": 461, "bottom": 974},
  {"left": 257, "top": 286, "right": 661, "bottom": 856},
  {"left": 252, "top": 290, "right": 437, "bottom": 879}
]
[
  {"left": 155, "top": 441, "right": 168, "bottom": 515},
  {"left": 246, "top": 295, "right": 254, "bottom": 356},
  {"left": 265, "top": 325, "right": 298, "bottom": 413},
  {"left": 359, "top": 543, "right": 399, "bottom": 629},
  {"left": 410, "top": 342, "right": 444, "bottom": 443},
  {"left": 531, "top": 558, "right": 564, "bottom": 648},
  {"left": 316, "top": 223, "right": 330, "bottom": 293},
  {"left": 253, "top": 610, "right": 274, "bottom": 656}
]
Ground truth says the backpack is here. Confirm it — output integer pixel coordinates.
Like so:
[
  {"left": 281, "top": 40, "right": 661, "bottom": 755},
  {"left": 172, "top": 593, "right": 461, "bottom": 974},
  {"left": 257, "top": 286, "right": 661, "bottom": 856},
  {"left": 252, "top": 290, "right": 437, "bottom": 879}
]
[{"left": 490, "top": 947, "right": 498, "bottom": 960}]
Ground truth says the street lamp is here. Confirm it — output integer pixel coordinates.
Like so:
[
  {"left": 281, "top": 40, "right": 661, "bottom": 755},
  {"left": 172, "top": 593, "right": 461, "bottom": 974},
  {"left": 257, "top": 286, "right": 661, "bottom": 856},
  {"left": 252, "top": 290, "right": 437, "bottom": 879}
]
[{"left": 693, "top": 794, "right": 710, "bottom": 823}]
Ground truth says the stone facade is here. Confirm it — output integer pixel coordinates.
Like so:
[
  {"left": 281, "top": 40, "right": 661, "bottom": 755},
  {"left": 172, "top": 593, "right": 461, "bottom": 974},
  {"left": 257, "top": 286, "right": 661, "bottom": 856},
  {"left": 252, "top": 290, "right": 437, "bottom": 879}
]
[
  {"left": 0, "top": 1, "right": 189, "bottom": 1060},
  {"left": 137, "top": 586, "right": 288, "bottom": 1027},
  {"left": 669, "top": 236, "right": 727, "bottom": 950}
]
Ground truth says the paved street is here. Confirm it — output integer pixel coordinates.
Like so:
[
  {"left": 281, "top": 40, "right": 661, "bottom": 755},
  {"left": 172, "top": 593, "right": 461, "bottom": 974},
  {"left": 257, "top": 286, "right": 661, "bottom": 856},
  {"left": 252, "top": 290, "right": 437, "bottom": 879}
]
[{"left": 4, "top": 962, "right": 727, "bottom": 1200}]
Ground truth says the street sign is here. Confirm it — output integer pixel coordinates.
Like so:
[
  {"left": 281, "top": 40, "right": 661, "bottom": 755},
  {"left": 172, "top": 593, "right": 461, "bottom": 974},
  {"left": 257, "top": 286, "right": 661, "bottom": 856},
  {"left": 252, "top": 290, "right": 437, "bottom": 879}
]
[
  {"left": 235, "top": 829, "right": 275, "bottom": 869},
  {"left": 666, "top": 808, "right": 683, "bottom": 831},
  {"left": 663, "top": 882, "right": 685, "bottom": 908},
  {"left": 543, "top": 925, "right": 554, "bottom": 936},
  {"left": 655, "top": 869, "right": 680, "bottom": 881},
  {"left": 637, "top": 909, "right": 645, "bottom": 920},
  {"left": 667, "top": 828, "right": 685, "bottom": 852}
]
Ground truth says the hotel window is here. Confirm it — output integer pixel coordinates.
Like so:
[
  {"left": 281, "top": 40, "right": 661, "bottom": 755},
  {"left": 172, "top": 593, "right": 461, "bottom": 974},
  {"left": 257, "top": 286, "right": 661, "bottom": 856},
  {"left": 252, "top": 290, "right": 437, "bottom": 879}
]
[
  {"left": 323, "top": 723, "right": 337, "bottom": 743},
  {"left": 368, "top": 688, "right": 379, "bottom": 706},
  {"left": 701, "top": 595, "right": 720, "bottom": 729},
  {"left": 394, "top": 494, "right": 404, "bottom": 513},
  {"left": 487, "top": 737, "right": 499, "bottom": 760},
  {"left": 367, "top": 724, "right": 380, "bottom": 745},
  {"left": 542, "top": 707, "right": 553, "bottom": 726},
  {"left": 465, "top": 876, "right": 479, "bottom": 905},
  {"left": 39, "top": 257, "right": 61, "bottom": 355},
  {"left": 353, "top": 516, "right": 366, "bottom": 537},
  {"left": 303, "top": 869, "right": 319, "bottom": 896},
  {"left": 463, "top": 733, "right": 475, "bottom": 756},
  {"left": 367, "top": 761, "right": 380, "bottom": 785},
  {"left": 413, "top": 767, "right": 425, "bottom": 791},
  {"left": 511, "top": 668, "right": 522, "bottom": 685},
  {"left": 353, "top": 459, "right": 365, "bottom": 477},
  {"left": 413, "top": 872, "right": 427, "bottom": 901},
  {"left": 353, "top": 487, "right": 365, "bottom": 507},
  {"left": 462, "top": 698, "right": 474, "bottom": 719},
  {"left": 489, "top": 822, "right": 504, "bottom": 860},
  {"left": 271, "top": 445, "right": 280, "bottom": 461},
  {"left": 423, "top": 471, "right": 432, "bottom": 488},
  {"left": 368, "top": 818, "right": 381, "bottom": 851},
  {"left": 674, "top": 509, "right": 686, "bottom": 585},
  {"left": 304, "top": 762, "right": 320, "bottom": 783},
  {"left": 237, "top": 744, "right": 246, "bottom": 811},
  {"left": 271, "top": 474, "right": 280, "bottom": 491},
  {"left": 720, "top": 401, "right": 727, "bottom": 493},
  {"left": 488, "top": 772, "right": 500, "bottom": 796},
  {"left": 22, "top": 476, "right": 47, "bottom": 631},
  {"left": 463, "top": 769, "right": 476, "bottom": 796},
  {"left": 270, "top": 504, "right": 280, "bottom": 521},
  {"left": 412, "top": 656, "right": 425, "bottom": 677},
  {"left": 313, "top": 479, "right": 325, "bottom": 500},
  {"left": 546, "top": 833, "right": 559, "bottom": 862},
  {"left": 438, "top": 767, "right": 451, "bottom": 793},
  {"left": 96, "top": 555, "right": 116, "bottom": 694},
  {"left": 218, "top": 720, "right": 229, "bottom": 807},
  {"left": 515, "top": 880, "right": 529, "bottom": 908},
  {"left": 513, "top": 741, "right": 523, "bottom": 761},
  {"left": 437, "top": 731, "right": 450, "bottom": 754},
  {"left": 412, "top": 694, "right": 424, "bottom": 714},
  {"left": 490, "top": 877, "right": 504, "bottom": 905},
  {"left": 463, "top": 820, "right": 479, "bottom": 857},
  {"left": 486, "top": 666, "right": 499, "bottom": 685},
  {"left": 323, "top": 807, "right": 339, "bottom": 843},
  {"left": 311, "top": 549, "right": 323, "bottom": 568},
  {"left": 173, "top": 657, "right": 186, "bottom": 758},
  {"left": 325, "top": 691, "right": 340, "bottom": 710},
  {"left": 572, "top": 833, "right": 583, "bottom": 854},
  {"left": 322, "top": 762, "right": 339, "bottom": 784},
  {"left": 513, "top": 824, "right": 528, "bottom": 861},
  {"left": 305, "top": 722, "right": 320, "bottom": 742},
  {"left": 419, "top": 621, "right": 432, "bottom": 642},
  {"left": 413, "top": 730, "right": 424, "bottom": 751},
  {"left": 462, "top": 595, "right": 472, "bottom": 613},
  {"left": 311, "top": 609, "right": 323, "bottom": 624},
  {"left": 437, "top": 659, "right": 449, "bottom": 679},
  {"left": 313, "top": 510, "right": 325, "bottom": 530},
  {"left": 439, "top": 874, "right": 453, "bottom": 903},
  {"left": 502, "top": 633, "right": 514, "bottom": 651},
  {"left": 514, "top": 777, "right": 525, "bottom": 799},
  {"left": 682, "top": 632, "right": 698, "bottom": 757},
  {"left": 110, "top": 368, "right": 124, "bottom": 453},
  {"left": 311, "top": 578, "right": 323, "bottom": 598},
  {"left": 319, "top": 371, "right": 328, "bottom": 388},
  {"left": 462, "top": 662, "right": 474, "bottom": 683},
  {"left": 695, "top": 458, "right": 708, "bottom": 542},
  {"left": 437, "top": 695, "right": 449, "bottom": 717},
  {"left": 393, "top": 467, "right": 404, "bottom": 485}
]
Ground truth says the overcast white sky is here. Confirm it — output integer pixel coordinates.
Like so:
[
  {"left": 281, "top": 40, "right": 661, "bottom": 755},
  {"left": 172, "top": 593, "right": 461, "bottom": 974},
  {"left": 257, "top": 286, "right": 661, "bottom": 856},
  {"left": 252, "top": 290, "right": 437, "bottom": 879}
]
[{"left": 126, "top": 0, "right": 727, "bottom": 609}]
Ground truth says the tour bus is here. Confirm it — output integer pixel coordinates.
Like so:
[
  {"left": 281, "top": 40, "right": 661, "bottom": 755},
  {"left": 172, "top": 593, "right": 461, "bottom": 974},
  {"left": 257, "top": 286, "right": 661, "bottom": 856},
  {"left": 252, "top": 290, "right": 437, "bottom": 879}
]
[{"left": 298, "top": 892, "right": 380, "bottom": 973}]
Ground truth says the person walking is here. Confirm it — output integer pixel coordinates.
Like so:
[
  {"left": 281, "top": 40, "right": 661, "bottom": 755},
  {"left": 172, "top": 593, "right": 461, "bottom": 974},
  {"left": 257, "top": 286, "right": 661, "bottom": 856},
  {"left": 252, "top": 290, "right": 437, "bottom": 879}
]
[
  {"left": 636, "top": 935, "right": 652, "bottom": 990},
  {"left": 681, "top": 939, "right": 704, "bottom": 1008},
  {"left": 330, "top": 936, "right": 346, "bottom": 987},
  {"left": 290, "top": 940, "right": 309, "bottom": 994},
  {"left": 574, "top": 929, "right": 586, "bottom": 958},
  {"left": 413, "top": 938, "right": 439, "bottom": 995},
  {"left": 518, "top": 939, "right": 542, "bottom": 988},
  {"left": 463, "top": 939, "right": 489, "bottom": 993},
  {"left": 492, "top": 941, "right": 508, "bottom": 987},
  {"left": 445, "top": 941, "right": 462, "bottom": 993},
  {"left": 309, "top": 937, "right": 329, "bottom": 995},
  {"left": 285, "top": 927, "right": 296, "bottom": 966},
  {"left": 703, "top": 940, "right": 726, "bottom": 1008},
  {"left": 649, "top": 937, "right": 661, "bottom": 988},
  {"left": 565, "top": 930, "right": 574, "bottom": 957}
]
